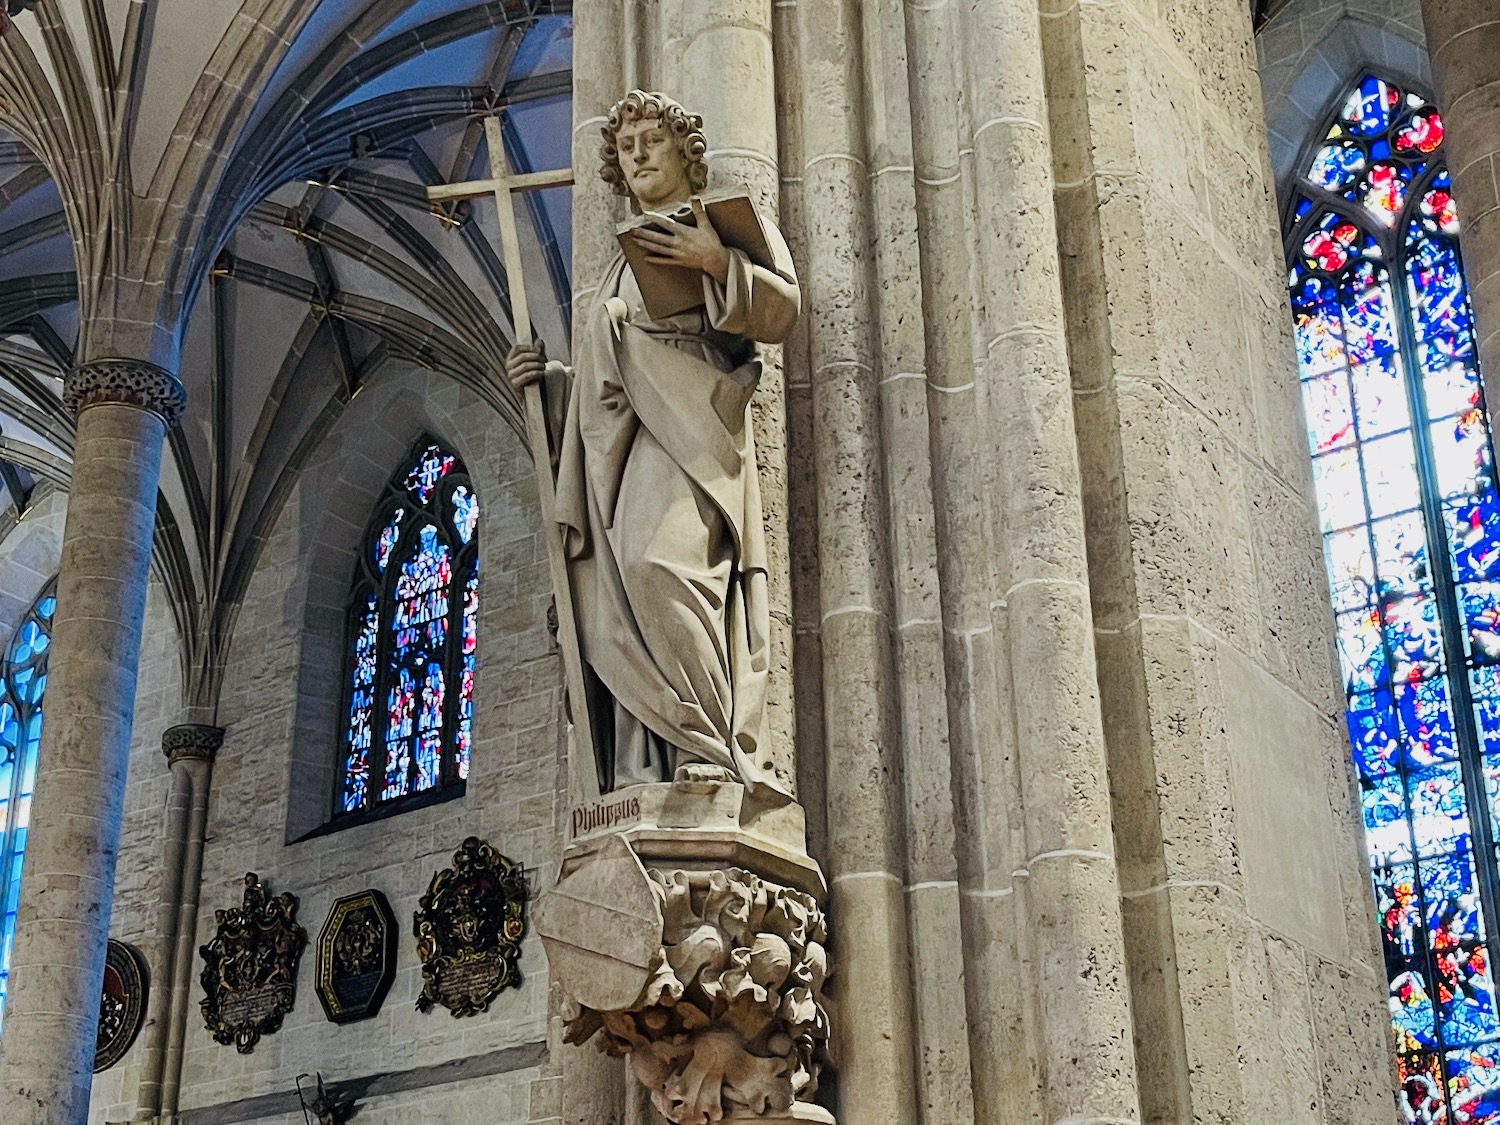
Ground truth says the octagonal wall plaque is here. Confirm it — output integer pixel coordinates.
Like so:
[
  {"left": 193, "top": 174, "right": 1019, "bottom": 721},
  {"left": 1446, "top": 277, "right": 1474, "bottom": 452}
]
[{"left": 315, "top": 889, "right": 398, "bottom": 1024}]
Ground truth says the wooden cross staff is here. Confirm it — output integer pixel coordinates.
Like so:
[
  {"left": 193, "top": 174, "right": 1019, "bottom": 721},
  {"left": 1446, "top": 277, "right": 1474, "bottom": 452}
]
[{"left": 427, "top": 117, "right": 601, "bottom": 802}]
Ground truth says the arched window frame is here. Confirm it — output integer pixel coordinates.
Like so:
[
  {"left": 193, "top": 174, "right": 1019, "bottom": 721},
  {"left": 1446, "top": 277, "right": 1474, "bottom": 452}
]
[
  {"left": 335, "top": 437, "right": 479, "bottom": 823},
  {"left": 1285, "top": 74, "right": 1500, "bottom": 1118},
  {"left": 0, "top": 580, "right": 53, "bottom": 1030}
]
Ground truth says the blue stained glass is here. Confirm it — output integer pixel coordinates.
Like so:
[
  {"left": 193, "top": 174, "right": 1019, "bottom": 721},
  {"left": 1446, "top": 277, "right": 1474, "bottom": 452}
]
[
  {"left": 414, "top": 730, "right": 441, "bottom": 792},
  {"left": 1349, "top": 689, "right": 1401, "bottom": 778},
  {"left": 1379, "top": 862, "right": 1425, "bottom": 959},
  {"left": 340, "top": 440, "right": 480, "bottom": 816},
  {"left": 404, "top": 444, "right": 456, "bottom": 503},
  {"left": 1386, "top": 596, "right": 1444, "bottom": 684},
  {"left": 1391, "top": 967, "right": 1440, "bottom": 1050},
  {"left": 1473, "top": 668, "right": 1500, "bottom": 756},
  {"left": 452, "top": 485, "right": 479, "bottom": 544},
  {"left": 0, "top": 584, "right": 53, "bottom": 1032},
  {"left": 1308, "top": 141, "right": 1367, "bottom": 191},
  {"left": 1438, "top": 946, "right": 1499, "bottom": 1045},
  {"left": 1365, "top": 773, "right": 1414, "bottom": 865},
  {"left": 1342, "top": 269, "right": 1400, "bottom": 364},
  {"left": 1451, "top": 491, "right": 1500, "bottom": 583},
  {"left": 1402, "top": 691, "right": 1459, "bottom": 779},
  {"left": 1343, "top": 76, "right": 1398, "bottom": 137},
  {"left": 1447, "top": 1044, "right": 1500, "bottom": 1123},
  {"left": 1465, "top": 584, "right": 1500, "bottom": 666},
  {"left": 458, "top": 563, "right": 478, "bottom": 782},
  {"left": 375, "top": 508, "right": 403, "bottom": 573},
  {"left": 1423, "top": 850, "right": 1485, "bottom": 945},
  {"left": 1408, "top": 763, "right": 1470, "bottom": 858},
  {"left": 1296, "top": 306, "right": 1346, "bottom": 375}
]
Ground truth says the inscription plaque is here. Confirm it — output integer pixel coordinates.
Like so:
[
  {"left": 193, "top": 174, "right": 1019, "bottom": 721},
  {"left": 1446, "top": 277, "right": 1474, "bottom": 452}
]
[
  {"left": 199, "top": 873, "right": 306, "bottom": 1053},
  {"left": 414, "top": 837, "right": 527, "bottom": 1017},
  {"left": 315, "top": 889, "right": 398, "bottom": 1024}
]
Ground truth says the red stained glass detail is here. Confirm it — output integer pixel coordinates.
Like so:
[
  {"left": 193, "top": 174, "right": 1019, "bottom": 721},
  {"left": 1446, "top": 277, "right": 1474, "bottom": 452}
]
[
  {"left": 340, "top": 440, "right": 480, "bottom": 816},
  {"left": 1304, "top": 222, "right": 1360, "bottom": 272},
  {"left": 1398, "top": 110, "right": 1447, "bottom": 155}
]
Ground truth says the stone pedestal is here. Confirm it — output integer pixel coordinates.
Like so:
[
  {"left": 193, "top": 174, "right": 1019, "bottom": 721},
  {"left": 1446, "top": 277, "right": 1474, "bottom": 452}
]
[{"left": 536, "top": 781, "right": 834, "bottom": 1125}]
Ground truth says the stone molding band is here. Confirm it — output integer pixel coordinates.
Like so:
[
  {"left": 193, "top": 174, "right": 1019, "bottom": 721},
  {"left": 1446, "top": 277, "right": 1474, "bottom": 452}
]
[
  {"left": 162, "top": 724, "right": 225, "bottom": 765},
  {"left": 64, "top": 359, "right": 187, "bottom": 427}
]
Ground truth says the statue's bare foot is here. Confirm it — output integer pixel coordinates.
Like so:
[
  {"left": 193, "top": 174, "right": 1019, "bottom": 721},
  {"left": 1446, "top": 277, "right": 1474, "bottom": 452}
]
[{"left": 674, "top": 763, "right": 736, "bottom": 785}]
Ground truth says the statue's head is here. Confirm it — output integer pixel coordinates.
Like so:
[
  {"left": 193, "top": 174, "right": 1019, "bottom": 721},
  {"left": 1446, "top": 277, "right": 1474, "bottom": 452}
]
[{"left": 599, "top": 90, "right": 709, "bottom": 213}]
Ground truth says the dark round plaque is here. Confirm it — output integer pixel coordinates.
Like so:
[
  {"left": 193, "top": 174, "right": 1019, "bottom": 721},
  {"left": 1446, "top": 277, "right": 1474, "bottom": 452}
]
[{"left": 95, "top": 939, "right": 149, "bottom": 1072}]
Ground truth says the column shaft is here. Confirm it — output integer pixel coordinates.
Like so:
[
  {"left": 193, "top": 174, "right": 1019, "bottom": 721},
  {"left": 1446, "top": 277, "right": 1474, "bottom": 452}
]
[
  {"left": 674, "top": 0, "right": 800, "bottom": 788},
  {"left": 130, "top": 767, "right": 192, "bottom": 1121},
  {"left": 791, "top": 3, "right": 921, "bottom": 1122},
  {"left": 0, "top": 366, "right": 178, "bottom": 1123},
  {"left": 1421, "top": 1, "right": 1500, "bottom": 410},
  {"left": 159, "top": 755, "right": 211, "bottom": 1124}
]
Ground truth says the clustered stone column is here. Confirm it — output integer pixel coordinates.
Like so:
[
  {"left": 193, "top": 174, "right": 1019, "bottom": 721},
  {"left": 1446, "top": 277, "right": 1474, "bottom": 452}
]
[
  {"left": 1421, "top": 0, "right": 1500, "bottom": 411},
  {"left": 0, "top": 359, "right": 184, "bottom": 1125},
  {"left": 134, "top": 724, "right": 222, "bottom": 1125}
]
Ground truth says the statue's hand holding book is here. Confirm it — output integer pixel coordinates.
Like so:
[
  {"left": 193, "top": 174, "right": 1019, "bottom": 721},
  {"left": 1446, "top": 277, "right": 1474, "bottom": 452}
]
[{"left": 617, "top": 192, "right": 776, "bottom": 319}]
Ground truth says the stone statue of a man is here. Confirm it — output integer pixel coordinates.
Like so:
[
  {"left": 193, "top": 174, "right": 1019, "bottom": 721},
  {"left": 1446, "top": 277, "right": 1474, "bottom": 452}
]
[{"left": 506, "top": 91, "right": 799, "bottom": 800}]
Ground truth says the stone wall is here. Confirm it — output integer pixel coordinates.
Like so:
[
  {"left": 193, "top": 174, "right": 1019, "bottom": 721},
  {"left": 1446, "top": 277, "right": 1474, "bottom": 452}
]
[
  {"left": 83, "top": 364, "right": 573, "bottom": 1125},
  {"left": 1257, "top": 0, "right": 1429, "bottom": 196},
  {"left": 1046, "top": 0, "right": 1393, "bottom": 1118}
]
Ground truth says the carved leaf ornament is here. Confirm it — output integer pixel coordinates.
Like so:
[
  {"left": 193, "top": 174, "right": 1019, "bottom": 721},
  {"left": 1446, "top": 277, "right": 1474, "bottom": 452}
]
[
  {"left": 414, "top": 836, "right": 528, "bottom": 1017},
  {"left": 564, "top": 866, "right": 832, "bottom": 1125},
  {"left": 199, "top": 873, "right": 306, "bottom": 1053}
]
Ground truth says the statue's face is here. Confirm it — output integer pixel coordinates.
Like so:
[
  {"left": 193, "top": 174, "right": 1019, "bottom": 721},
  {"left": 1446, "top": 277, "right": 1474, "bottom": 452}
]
[{"left": 615, "top": 117, "right": 691, "bottom": 208}]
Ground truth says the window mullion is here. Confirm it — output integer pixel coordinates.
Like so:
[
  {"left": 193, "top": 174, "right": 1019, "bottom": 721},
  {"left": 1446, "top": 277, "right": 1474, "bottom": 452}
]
[{"left": 1393, "top": 250, "right": 1500, "bottom": 968}]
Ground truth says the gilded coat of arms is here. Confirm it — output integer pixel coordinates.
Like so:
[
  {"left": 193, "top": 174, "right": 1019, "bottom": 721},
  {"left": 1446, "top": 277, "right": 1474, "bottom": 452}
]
[
  {"left": 414, "top": 837, "right": 527, "bottom": 1017},
  {"left": 199, "top": 873, "right": 306, "bottom": 1052}
]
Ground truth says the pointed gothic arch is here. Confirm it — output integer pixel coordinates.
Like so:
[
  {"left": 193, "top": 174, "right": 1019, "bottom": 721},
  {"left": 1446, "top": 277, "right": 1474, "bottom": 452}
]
[
  {"left": 335, "top": 436, "right": 479, "bottom": 821},
  {"left": 0, "top": 578, "right": 52, "bottom": 1030},
  {"left": 1286, "top": 74, "right": 1500, "bottom": 1117}
]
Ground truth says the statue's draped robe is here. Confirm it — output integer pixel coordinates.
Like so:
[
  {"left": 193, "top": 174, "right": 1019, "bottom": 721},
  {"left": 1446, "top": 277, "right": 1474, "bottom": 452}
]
[{"left": 553, "top": 204, "right": 798, "bottom": 799}]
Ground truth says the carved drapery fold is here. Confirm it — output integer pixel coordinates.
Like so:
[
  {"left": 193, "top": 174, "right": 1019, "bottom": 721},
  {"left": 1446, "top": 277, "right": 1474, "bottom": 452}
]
[{"left": 63, "top": 359, "right": 186, "bottom": 427}]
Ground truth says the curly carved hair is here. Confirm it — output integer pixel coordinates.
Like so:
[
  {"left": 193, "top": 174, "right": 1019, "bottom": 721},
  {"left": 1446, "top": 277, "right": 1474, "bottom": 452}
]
[{"left": 599, "top": 90, "right": 709, "bottom": 212}]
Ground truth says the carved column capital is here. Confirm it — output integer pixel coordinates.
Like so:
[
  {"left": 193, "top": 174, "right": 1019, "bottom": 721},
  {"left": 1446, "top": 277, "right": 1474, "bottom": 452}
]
[
  {"left": 64, "top": 359, "right": 186, "bottom": 427},
  {"left": 161, "top": 724, "right": 224, "bottom": 765}
]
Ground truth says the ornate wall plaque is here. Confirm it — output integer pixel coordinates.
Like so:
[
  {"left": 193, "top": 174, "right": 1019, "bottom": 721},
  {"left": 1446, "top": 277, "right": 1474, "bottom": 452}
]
[
  {"left": 315, "top": 889, "right": 398, "bottom": 1024},
  {"left": 94, "top": 938, "right": 149, "bottom": 1072},
  {"left": 199, "top": 873, "right": 306, "bottom": 1052},
  {"left": 414, "top": 837, "right": 527, "bottom": 1017}
]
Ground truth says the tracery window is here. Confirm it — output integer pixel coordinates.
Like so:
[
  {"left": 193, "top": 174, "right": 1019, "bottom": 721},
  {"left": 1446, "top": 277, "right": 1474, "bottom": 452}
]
[
  {"left": 1287, "top": 75, "right": 1500, "bottom": 1122},
  {"left": 0, "top": 582, "right": 52, "bottom": 1031},
  {"left": 338, "top": 439, "right": 478, "bottom": 819}
]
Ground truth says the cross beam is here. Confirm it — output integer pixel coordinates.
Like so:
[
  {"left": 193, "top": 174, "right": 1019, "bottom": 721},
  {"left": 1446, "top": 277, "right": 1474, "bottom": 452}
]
[{"left": 427, "top": 116, "right": 600, "bottom": 799}]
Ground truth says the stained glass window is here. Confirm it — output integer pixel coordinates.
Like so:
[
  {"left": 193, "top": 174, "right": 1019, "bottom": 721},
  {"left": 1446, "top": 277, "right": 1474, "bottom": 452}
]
[
  {"left": 1288, "top": 76, "right": 1500, "bottom": 1122},
  {"left": 339, "top": 438, "right": 478, "bottom": 818},
  {"left": 0, "top": 582, "right": 53, "bottom": 1032}
]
